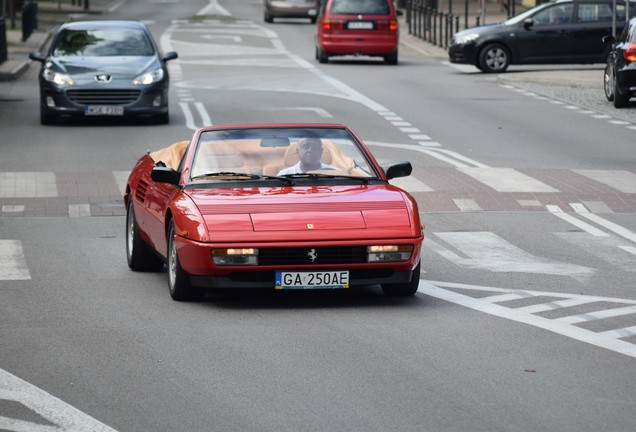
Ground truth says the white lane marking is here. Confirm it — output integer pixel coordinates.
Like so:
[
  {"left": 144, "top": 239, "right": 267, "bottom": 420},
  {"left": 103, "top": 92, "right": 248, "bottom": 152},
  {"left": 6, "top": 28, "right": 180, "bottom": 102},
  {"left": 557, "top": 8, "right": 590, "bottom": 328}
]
[
  {"left": 409, "top": 134, "right": 431, "bottom": 140},
  {"left": 419, "top": 280, "right": 636, "bottom": 358},
  {"left": 428, "top": 232, "right": 595, "bottom": 280},
  {"left": 389, "top": 176, "right": 434, "bottom": 192},
  {"left": 68, "top": 204, "right": 91, "bottom": 218},
  {"left": 112, "top": 172, "right": 129, "bottom": 196},
  {"left": 197, "top": 0, "right": 231, "bottom": 16},
  {"left": 571, "top": 203, "right": 636, "bottom": 244},
  {"left": 0, "top": 369, "right": 118, "bottom": 431},
  {"left": 619, "top": 246, "right": 636, "bottom": 256},
  {"left": 547, "top": 205, "right": 609, "bottom": 237},
  {"left": 556, "top": 305, "right": 636, "bottom": 324},
  {"left": 179, "top": 102, "right": 198, "bottom": 131},
  {"left": 458, "top": 167, "right": 559, "bottom": 192},
  {"left": 368, "top": 144, "right": 482, "bottom": 168},
  {"left": 0, "top": 240, "right": 31, "bottom": 280},
  {"left": 432, "top": 149, "right": 490, "bottom": 168},
  {"left": 0, "top": 172, "right": 57, "bottom": 198},
  {"left": 518, "top": 199, "right": 542, "bottom": 207},
  {"left": 419, "top": 149, "right": 470, "bottom": 168},
  {"left": 200, "top": 34, "right": 242, "bottom": 42},
  {"left": 574, "top": 169, "right": 636, "bottom": 193},
  {"left": 598, "top": 326, "right": 636, "bottom": 339},
  {"left": 2, "top": 205, "right": 25, "bottom": 213},
  {"left": 279, "top": 107, "right": 333, "bottom": 118},
  {"left": 194, "top": 102, "right": 212, "bottom": 127},
  {"left": 582, "top": 200, "right": 613, "bottom": 213},
  {"left": 555, "top": 231, "right": 636, "bottom": 272},
  {"left": 513, "top": 297, "right": 598, "bottom": 314},
  {"left": 453, "top": 198, "right": 482, "bottom": 211}
]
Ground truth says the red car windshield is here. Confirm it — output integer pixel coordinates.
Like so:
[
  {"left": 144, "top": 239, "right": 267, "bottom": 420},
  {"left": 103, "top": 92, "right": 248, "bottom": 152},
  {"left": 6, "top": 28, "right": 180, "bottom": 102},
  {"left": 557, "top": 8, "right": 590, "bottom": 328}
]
[{"left": 190, "top": 127, "right": 378, "bottom": 181}]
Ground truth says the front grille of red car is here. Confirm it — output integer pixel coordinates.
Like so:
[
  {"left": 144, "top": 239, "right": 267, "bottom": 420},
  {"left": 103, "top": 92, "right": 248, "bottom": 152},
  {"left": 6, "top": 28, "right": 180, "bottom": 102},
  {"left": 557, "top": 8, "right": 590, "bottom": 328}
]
[
  {"left": 259, "top": 246, "right": 367, "bottom": 265},
  {"left": 66, "top": 89, "right": 142, "bottom": 105}
]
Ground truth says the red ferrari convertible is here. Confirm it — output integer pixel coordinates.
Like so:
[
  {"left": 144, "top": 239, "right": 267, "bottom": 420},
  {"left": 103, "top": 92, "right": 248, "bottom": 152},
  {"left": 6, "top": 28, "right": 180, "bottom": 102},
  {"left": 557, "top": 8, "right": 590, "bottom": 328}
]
[{"left": 125, "top": 124, "right": 424, "bottom": 301}]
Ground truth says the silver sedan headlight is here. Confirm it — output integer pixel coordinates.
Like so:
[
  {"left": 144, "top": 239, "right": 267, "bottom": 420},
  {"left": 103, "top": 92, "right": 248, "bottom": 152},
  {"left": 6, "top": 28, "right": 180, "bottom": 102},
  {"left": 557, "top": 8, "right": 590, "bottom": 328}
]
[
  {"left": 42, "top": 68, "right": 76, "bottom": 86},
  {"left": 131, "top": 68, "right": 164, "bottom": 85}
]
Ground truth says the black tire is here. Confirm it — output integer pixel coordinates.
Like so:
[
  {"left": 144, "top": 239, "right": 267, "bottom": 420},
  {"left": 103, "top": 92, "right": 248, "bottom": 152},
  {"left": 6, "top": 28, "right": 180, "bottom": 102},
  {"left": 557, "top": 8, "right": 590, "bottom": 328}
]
[
  {"left": 167, "top": 222, "right": 205, "bottom": 301},
  {"left": 381, "top": 262, "right": 421, "bottom": 297},
  {"left": 603, "top": 64, "right": 614, "bottom": 102},
  {"left": 613, "top": 74, "right": 630, "bottom": 108},
  {"left": 126, "top": 201, "right": 164, "bottom": 272},
  {"left": 384, "top": 50, "right": 398, "bottom": 65},
  {"left": 478, "top": 43, "right": 510, "bottom": 73},
  {"left": 264, "top": 12, "right": 273, "bottom": 23},
  {"left": 310, "top": 17, "right": 317, "bottom": 24},
  {"left": 40, "top": 110, "right": 56, "bottom": 125},
  {"left": 316, "top": 46, "right": 328, "bottom": 64}
]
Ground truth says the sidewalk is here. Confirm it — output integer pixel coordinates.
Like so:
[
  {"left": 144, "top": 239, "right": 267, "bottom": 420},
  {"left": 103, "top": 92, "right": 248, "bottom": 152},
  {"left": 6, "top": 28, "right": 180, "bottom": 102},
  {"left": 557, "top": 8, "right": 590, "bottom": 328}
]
[{"left": 0, "top": 0, "right": 112, "bottom": 81}]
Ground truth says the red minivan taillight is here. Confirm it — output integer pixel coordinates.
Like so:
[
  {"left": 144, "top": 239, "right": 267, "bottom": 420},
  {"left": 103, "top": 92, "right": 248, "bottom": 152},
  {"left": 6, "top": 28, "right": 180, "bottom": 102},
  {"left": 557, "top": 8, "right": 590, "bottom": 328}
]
[
  {"left": 625, "top": 43, "right": 636, "bottom": 62},
  {"left": 375, "top": 19, "right": 398, "bottom": 31},
  {"left": 321, "top": 19, "right": 344, "bottom": 31}
]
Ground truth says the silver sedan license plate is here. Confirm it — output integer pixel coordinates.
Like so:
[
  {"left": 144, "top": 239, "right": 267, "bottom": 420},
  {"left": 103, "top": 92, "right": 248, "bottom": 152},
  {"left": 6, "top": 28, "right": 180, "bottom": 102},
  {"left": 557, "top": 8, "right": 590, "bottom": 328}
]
[
  {"left": 85, "top": 105, "right": 124, "bottom": 116},
  {"left": 275, "top": 270, "right": 349, "bottom": 289}
]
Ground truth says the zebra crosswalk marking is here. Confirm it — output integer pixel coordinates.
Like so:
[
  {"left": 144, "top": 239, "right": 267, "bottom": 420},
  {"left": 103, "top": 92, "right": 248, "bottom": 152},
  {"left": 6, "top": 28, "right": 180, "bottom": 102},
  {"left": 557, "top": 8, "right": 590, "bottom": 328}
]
[
  {"left": 0, "top": 240, "right": 31, "bottom": 280},
  {"left": 419, "top": 280, "right": 636, "bottom": 358}
]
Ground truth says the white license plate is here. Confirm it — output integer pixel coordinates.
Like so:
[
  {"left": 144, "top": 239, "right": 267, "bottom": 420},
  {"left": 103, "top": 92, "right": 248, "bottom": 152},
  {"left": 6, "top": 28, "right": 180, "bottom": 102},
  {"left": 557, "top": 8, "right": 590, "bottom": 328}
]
[
  {"left": 347, "top": 21, "right": 374, "bottom": 29},
  {"left": 275, "top": 270, "right": 349, "bottom": 289},
  {"left": 85, "top": 105, "right": 124, "bottom": 116}
]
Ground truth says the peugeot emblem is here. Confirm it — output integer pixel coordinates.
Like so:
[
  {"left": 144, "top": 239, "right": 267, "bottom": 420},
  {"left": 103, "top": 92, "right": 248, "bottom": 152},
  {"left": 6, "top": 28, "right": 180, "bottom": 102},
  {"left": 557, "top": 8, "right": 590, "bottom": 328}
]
[{"left": 95, "top": 74, "right": 112, "bottom": 83}]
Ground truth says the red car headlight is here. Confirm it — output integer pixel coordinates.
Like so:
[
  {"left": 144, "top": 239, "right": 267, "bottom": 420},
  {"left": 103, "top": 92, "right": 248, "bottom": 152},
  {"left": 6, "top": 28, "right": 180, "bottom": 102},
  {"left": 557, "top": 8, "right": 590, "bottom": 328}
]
[
  {"left": 211, "top": 248, "right": 259, "bottom": 265},
  {"left": 367, "top": 245, "right": 413, "bottom": 262}
]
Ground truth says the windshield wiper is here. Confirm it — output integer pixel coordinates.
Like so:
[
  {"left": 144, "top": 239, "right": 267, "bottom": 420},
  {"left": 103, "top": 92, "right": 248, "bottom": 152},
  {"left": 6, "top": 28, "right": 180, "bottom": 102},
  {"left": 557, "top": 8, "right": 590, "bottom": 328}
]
[
  {"left": 190, "top": 172, "right": 294, "bottom": 185},
  {"left": 282, "top": 173, "right": 371, "bottom": 184},
  {"left": 190, "top": 172, "right": 261, "bottom": 180}
]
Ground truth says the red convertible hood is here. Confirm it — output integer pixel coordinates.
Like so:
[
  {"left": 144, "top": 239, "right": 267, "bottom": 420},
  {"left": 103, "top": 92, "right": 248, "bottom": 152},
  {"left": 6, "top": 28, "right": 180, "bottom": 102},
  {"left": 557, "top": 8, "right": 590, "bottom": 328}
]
[{"left": 187, "top": 185, "right": 415, "bottom": 242}]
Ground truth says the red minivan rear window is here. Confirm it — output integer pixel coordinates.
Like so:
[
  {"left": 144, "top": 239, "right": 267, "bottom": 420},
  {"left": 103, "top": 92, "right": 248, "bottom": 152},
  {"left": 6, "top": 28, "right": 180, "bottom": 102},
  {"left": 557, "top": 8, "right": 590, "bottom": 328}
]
[{"left": 330, "top": 0, "right": 391, "bottom": 15}]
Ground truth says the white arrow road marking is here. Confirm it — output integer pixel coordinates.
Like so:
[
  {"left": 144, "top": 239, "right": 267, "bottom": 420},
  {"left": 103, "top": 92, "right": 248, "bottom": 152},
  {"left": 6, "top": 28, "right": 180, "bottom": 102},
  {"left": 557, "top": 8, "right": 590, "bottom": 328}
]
[
  {"left": 418, "top": 280, "right": 636, "bottom": 358},
  {"left": 0, "top": 240, "right": 31, "bottom": 280},
  {"left": 0, "top": 369, "right": 117, "bottom": 431},
  {"left": 197, "top": 0, "right": 231, "bottom": 16},
  {"left": 428, "top": 232, "right": 595, "bottom": 281}
]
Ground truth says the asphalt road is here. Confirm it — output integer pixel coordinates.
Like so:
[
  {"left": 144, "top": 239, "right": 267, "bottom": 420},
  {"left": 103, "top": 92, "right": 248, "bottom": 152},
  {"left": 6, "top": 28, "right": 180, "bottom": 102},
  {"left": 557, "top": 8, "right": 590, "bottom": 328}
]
[{"left": 1, "top": 1, "right": 635, "bottom": 431}]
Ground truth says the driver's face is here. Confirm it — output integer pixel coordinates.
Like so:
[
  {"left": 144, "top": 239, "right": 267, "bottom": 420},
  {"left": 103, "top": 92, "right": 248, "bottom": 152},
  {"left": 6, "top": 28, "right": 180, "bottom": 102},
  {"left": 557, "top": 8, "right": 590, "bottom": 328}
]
[{"left": 298, "top": 139, "right": 322, "bottom": 163}]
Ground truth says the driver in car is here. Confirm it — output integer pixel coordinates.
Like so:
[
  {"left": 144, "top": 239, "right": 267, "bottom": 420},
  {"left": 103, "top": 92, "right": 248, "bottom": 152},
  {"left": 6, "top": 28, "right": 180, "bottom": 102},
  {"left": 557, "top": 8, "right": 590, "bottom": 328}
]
[{"left": 277, "top": 137, "right": 336, "bottom": 175}]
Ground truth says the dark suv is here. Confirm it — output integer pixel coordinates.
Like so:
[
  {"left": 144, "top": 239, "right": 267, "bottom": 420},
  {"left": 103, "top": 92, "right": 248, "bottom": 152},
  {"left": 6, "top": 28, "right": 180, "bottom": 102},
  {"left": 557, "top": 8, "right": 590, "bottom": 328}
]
[{"left": 449, "top": 0, "right": 636, "bottom": 73}]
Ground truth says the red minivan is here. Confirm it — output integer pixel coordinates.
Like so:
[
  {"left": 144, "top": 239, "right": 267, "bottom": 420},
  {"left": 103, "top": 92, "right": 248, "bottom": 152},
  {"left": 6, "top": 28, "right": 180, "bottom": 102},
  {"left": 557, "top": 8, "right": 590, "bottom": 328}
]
[{"left": 315, "top": 0, "right": 399, "bottom": 64}]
